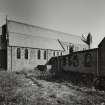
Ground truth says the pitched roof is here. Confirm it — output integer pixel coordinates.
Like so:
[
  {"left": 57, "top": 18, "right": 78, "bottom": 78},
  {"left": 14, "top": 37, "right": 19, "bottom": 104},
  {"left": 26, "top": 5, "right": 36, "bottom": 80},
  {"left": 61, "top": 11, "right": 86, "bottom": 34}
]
[
  {"left": 7, "top": 20, "right": 86, "bottom": 45},
  {"left": 98, "top": 37, "right": 105, "bottom": 47},
  {"left": 9, "top": 32, "right": 64, "bottom": 51}
]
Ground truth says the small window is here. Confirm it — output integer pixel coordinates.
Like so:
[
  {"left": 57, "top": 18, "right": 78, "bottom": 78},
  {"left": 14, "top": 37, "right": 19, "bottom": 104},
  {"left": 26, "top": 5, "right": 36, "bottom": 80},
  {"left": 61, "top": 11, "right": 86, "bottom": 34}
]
[
  {"left": 17, "top": 48, "right": 21, "bottom": 59},
  {"left": 25, "top": 49, "right": 28, "bottom": 59},
  {"left": 44, "top": 50, "right": 47, "bottom": 60},
  {"left": 37, "top": 50, "right": 41, "bottom": 59}
]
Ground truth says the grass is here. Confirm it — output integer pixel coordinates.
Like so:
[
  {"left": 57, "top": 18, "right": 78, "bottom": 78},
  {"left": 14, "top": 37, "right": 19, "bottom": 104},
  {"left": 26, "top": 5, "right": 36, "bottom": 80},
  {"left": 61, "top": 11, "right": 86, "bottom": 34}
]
[{"left": 0, "top": 70, "right": 105, "bottom": 105}]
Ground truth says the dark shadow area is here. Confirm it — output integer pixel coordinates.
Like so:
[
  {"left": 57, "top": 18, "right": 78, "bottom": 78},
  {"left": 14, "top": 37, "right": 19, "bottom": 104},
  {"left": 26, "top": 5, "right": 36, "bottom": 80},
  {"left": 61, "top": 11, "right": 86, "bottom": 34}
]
[{"left": 38, "top": 70, "right": 95, "bottom": 88}]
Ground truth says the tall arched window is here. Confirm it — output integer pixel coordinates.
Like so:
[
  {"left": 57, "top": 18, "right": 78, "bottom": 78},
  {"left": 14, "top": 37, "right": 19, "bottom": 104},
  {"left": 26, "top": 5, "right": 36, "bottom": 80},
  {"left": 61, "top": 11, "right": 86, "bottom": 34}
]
[
  {"left": 25, "top": 49, "right": 28, "bottom": 59},
  {"left": 44, "top": 50, "right": 47, "bottom": 60},
  {"left": 53, "top": 51, "right": 55, "bottom": 56},
  {"left": 37, "top": 50, "right": 41, "bottom": 59},
  {"left": 61, "top": 52, "right": 62, "bottom": 56},
  {"left": 57, "top": 52, "right": 59, "bottom": 56},
  {"left": 67, "top": 46, "right": 68, "bottom": 50},
  {"left": 17, "top": 48, "right": 21, "bottom": 59}
]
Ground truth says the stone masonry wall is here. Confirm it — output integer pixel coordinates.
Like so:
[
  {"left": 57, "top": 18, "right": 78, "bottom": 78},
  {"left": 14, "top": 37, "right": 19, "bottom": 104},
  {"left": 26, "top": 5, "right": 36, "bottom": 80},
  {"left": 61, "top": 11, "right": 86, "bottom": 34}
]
[
  {"left": 7, "top": 46, "right": 62, "bottom": 71},
  {"left": 51, "top": 49, "right": 98, "bottom": 75}
]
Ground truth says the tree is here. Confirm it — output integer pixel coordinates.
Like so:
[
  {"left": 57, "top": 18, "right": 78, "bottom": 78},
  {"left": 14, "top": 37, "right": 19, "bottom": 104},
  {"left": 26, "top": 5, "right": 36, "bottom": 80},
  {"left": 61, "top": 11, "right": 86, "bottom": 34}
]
[{"left": 81, "top": 33, "right": 92, "bottom": 49}]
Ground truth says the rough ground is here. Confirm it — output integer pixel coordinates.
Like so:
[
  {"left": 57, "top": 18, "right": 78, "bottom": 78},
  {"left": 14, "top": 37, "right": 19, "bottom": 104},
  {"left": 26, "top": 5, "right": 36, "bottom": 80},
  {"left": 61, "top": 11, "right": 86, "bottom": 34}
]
[{"left": 0, "top": 70, "right": 105, "bottom": 105}]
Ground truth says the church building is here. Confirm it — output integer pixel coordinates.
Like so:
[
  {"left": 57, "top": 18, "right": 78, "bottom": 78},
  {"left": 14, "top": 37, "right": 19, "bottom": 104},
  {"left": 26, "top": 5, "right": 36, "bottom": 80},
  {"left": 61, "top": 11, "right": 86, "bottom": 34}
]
[{"left": 0, "top": 18, "right": 88, "bottom": 71}]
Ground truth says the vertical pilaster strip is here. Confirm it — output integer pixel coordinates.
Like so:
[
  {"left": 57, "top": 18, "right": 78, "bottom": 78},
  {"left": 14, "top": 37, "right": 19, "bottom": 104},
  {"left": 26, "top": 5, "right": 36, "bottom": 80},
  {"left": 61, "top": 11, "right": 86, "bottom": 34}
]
[{"left": 11, "top": 46, "right": 12, "bottom": 72}]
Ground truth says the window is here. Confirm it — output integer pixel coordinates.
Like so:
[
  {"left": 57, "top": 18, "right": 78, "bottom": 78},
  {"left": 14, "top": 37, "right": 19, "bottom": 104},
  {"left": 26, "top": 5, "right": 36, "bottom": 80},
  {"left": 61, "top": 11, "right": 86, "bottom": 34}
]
[
  {"left": 37, "top": 50, "right": 41, "bottom": 59},
  {"left": 44, "top": 50, "right": 47, "bottom": 60},
  {"left": 25, "top": 49, "right": 28, "bottom": 59},
  {"left": 53, "top": 51, "right": 55, "bottom": 56},
  {"left": 76, "top": 47, "right": 79, "bottom": 51},
  {"left": 17, "top": 48, "right": 21, "bottom": 59},
  {"left": 67, "top": 46, "right": 68, "bottom": 50},
  {"left": 57, "top": 52, "right": 59, "bottom": 56},
  {"left": 83, "top": 48, "right": 86, "bottom": 50},
  {"left": 61, "top": 52, "right": 62, "bottom": 56}
]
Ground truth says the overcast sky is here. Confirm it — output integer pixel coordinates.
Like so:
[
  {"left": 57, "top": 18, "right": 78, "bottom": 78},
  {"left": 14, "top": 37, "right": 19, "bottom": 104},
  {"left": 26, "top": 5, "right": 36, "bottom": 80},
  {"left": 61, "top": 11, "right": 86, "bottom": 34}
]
[{"left": 0, "top": 0, "right": 105, "bottom": 48}]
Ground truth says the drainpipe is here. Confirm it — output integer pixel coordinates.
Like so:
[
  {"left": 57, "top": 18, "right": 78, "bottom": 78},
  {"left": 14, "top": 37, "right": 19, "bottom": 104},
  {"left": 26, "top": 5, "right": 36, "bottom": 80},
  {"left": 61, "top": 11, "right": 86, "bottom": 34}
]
[{"left": 96, "top": 48, "right": 99, "bottom": 76}]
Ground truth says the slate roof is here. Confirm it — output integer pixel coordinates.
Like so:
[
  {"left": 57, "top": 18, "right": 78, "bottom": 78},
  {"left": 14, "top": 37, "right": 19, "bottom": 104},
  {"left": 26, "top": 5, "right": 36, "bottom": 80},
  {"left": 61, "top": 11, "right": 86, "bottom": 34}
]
[
  {"left": 9, "top": 32, "right": 64, "bottom": 51},
  {"left": 7, "top": 20, "right": 87, "bottom": 45}
]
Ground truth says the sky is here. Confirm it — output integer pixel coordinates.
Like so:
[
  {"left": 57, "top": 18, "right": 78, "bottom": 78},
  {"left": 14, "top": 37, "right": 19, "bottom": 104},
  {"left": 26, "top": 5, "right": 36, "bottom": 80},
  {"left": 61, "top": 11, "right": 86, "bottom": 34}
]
[{"left": 0, "top": 0, "right": 105, "bottom": 48}]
